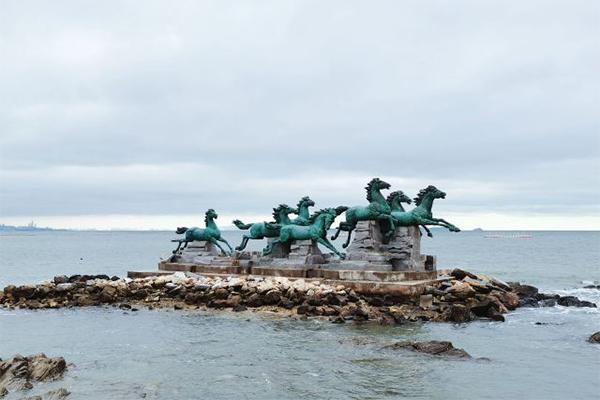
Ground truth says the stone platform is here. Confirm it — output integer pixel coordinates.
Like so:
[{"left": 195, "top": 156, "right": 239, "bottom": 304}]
[{"left": 127, "top": 260, "right": 444, "bottom": 296}]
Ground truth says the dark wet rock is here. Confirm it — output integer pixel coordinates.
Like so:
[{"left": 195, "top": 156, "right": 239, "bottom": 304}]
[
  {"left": 510, "top": 283, "right": 539, "bottom": 298},
  {"left": 0, "top": 354, "right": 67, "bottom": 397},
  {"left": 232, "top": 304, "right": 247, "bottom": 312},
  {"left": 52, "top": 275, "right": 69, "bottom": 285},
  {"left": 588, "top": 331, "right": 600, "bottom": 343},
  {"left": 583, "top": 284, "right": 600, "bottom": 289},
  {"left": 383, "top": 340, "right": 472, "bottom": 359},
  {"left": 557, "top": 296, "right": 596, "bottom": 308},
  {"left": 262, "top": 289, "right": 282, "bottom": 305},
  {"left": 447, "top": 304, "right": 472, "bottom": 323},
  {"left": 450, "top": 268, "right": 478, "bottom": 280}
]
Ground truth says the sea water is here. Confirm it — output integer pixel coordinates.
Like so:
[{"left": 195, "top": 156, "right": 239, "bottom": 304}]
[{"left": 0, "top": 231, "right": 599, "bottom": 399}]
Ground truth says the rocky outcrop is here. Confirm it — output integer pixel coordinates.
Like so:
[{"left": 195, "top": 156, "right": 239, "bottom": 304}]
[
  {"left": 507, "top": 282, "right": 597, "bottom": 308},
  {"left": 382, "top": 340, "right": 472, "bottom": 359},
  {"left": 589, "top": 331, "right": 600, "bottom": 344},
  {"left": 0, "top": 354, "right": 67, "bottom": 398},
  {"left": 1, "top": 269, "right": 595, "bottom": 326}
]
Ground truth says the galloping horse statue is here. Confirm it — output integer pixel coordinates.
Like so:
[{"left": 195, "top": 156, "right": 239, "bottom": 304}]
[
  {"left": 171, "top": 209, "right": 233, "bottom": 256},
  {"left": 233, "top": 204, "right": 297, "bottom": 251},
  {"left": 390, "top": 186, "right": 460, "bottom": 233},
  {"left": 291, "top": 196, "right": 315, "bottom": 225},
  {"left": 263, "top": 207, "right": 348, "bottom": 259},
  {"left": 387, "top": 190, "right": 433, "bottom": 238},
  {"left": 331, "top": 178, "right": 396, "bottom": 248}
]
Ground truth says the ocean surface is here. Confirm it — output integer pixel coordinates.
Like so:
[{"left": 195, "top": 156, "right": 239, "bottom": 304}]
[{"left": 1, "top": 230, "right": 599, "bottom": 399}]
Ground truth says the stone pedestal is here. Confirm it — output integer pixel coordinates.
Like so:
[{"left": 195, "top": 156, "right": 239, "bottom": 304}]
[
  {"left": 267, "top": 238, "right": 291, "bottom": 258},
  {"left": 262, "top": 239, "right": 326, "bottom": 266},
  {"left": 288, "top": 240, "right": 326, "bottom": 264},
  {"left": 344, "top": 221, "right": 436, "bottom": 271},
  {"left": 173, "top": 240, "right": 220, "bottom": 264}
]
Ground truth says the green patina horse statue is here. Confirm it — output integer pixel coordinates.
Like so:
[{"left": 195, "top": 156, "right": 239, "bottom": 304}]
[
  {"left": 387, "top": 190, "right": 433, "bottom": 237},
  {"left": 263, "top": 207, "right": 348, "bottom": 259},
  {"left": 291, "top": 196, "right": 315, "bottom": 225},
  {"left": 171, "top": 209, "right": 233, "bottom": 255},
  {"left": 331, "top": 178, "right": 396, "bottom": 248},
  {"left": 390, "top": 186, "right": 460, "bottom": 233},
  {"left": 232, "top": 204, "right": 297, "bottom": 251}
]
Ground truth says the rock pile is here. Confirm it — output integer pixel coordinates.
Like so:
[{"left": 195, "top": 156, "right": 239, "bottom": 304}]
[
  {"left": 0, "top": 269, "right": 595, "bottom": 325},
  {"left": 0, "top": 354, "right": 68, "bottom": 398}
]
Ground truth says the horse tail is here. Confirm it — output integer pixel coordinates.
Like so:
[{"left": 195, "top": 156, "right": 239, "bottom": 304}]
[
  {"left": 175, "top": 227, "right": 188, "bottom": 235},
  {"left": 232, "top": 220, "right": 252, "bottom": 230}
]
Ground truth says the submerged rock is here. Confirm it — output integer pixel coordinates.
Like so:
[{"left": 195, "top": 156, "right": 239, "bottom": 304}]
[
  {"left": 0, "top": 354, "right": 67, "bottom": 397},
  {"left": 383, "top": 340, "right": 472, "bottom": 359}
]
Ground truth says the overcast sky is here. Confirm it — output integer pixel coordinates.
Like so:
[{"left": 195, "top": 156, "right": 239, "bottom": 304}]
[{"left": 1, "top": 1, "right": 599, "bottom": 230}]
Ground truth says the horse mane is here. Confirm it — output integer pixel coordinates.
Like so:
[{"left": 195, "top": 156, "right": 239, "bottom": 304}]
[
  {"left": 272, "top": 204, "right": 290, "bottom": 223},
  {"left": 308, "top": 208, "right": 335, "bottom": 224},
  {"left": 387, "top": 191, "right": 412, "bottom": 205},
  {"left": 204, "top": 209, "right": 215, "bottom": 224},
  {"left": 296, "top": 196, "right": 312, "bottom": 208},
  {"left": 414, "top": 186, "right": 437, "bottom": 205},
  {"left": 365, "top": 178, "right": 382, "bottom": 202}
]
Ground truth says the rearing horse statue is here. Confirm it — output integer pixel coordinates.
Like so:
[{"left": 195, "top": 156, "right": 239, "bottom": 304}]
[
  {"left": 233, "top": 204, "right": 297, "bottom": 251},
  {"left": 387, "top": 190, "right": 433, "bottom": 237},
  {"left": 171, "top": 209, "right": 233, "bottom": 256},
  {"left": 331, "top": 178, "right": 396, "bottom": 248},
  {"left": 391, "top": 186, "right": 460, "bottom": 233},
  {"left": 291, "top": 196, "right": 315, "bottom": 225},
  {"left": 264, "top": 207, "right": 347, "bottom": 259}
]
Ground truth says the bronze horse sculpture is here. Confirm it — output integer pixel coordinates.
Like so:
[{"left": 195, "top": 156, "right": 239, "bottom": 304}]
[{"left": 171, "top": 209, "right": 233, "bottom": 256}]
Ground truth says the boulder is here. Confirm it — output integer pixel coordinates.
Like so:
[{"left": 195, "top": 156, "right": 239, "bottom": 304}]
[
  {"left": 557, "top": 296, "right": 597, "bottom": 308},
  {"left": 510, "top": 284, "right": 539, "bottom": 298},
  {"left": 0, "top": 354, "right": 67, "bottom": 397},
  {"left": 446, "top": 282, "right": 476, "bottom": 299},
  {"left": 450, "top": 268, "right": 478, "bottom": 280},
  {"left": 447, "top": 304, "right": 472, "bottom": 323},
  {"left": 588, "top": 331, "right": 600, "bottom": 343},
  {"left": 383, "top": 340, "right": 472, "bottom": 359}
]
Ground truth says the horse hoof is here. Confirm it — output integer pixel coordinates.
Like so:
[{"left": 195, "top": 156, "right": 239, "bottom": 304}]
[{"left": 342, "top": 243, "right": 348, "bottom": 249}]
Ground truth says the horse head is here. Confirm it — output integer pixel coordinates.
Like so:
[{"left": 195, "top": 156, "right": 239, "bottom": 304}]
[
  {"left": 414, "top": 185, "right": 446, "bottom": 205},
  {"left": 365, "top": 178, "right": 391, "bottom": 203},
  {"left": 272, "top": 204, "right": 296, "bottom": 222},
  {"left": 205, "top": 208, "right": 218, "bottom": 220},
  {"left": 297, "top": 196, "right": 315, "bottom": 208},
  {"left": 387, "top": 191, "right": 412, "bottom": 205}
]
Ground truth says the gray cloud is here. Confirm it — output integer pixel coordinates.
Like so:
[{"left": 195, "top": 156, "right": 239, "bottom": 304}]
[{"left": 0, "top": 1, "right": 599, "bottom": 223}]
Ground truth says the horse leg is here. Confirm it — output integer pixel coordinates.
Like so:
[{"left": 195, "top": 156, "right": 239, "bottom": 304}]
[
  {"left": 421, "top": 225, "right": 433, "bottom": 238},
  {"left": 331, "top": 225, "right": 343, "bottom": 240},
  {"left": 342, "top": 227, "right": 354, "bottom": 249},
  {"left": 236, "top": 235, "right": 250, "bottom": 251},
  {"left": 378, "top": 215, "right": 396, "bottom": 242},
  {"left": 263, "top": 239, "right": 280, "bottom": 256},
  {"left": 218, "top": 237, "right": 234, "bottom": 253},
  {"left": 210, "top": 238, "right": 229, "bottom": 256},
  {"left": 433, "top": 218, "right": 460, "bottom": 232},
  {"left": 172, "top": 240, "right": 183, "bottom": 254},
  {"left": 420, "top": 218, "right": 456, "bottom": 233},
  {"left": 316, "top": 237, "right": 345, "bottom": 259}
]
